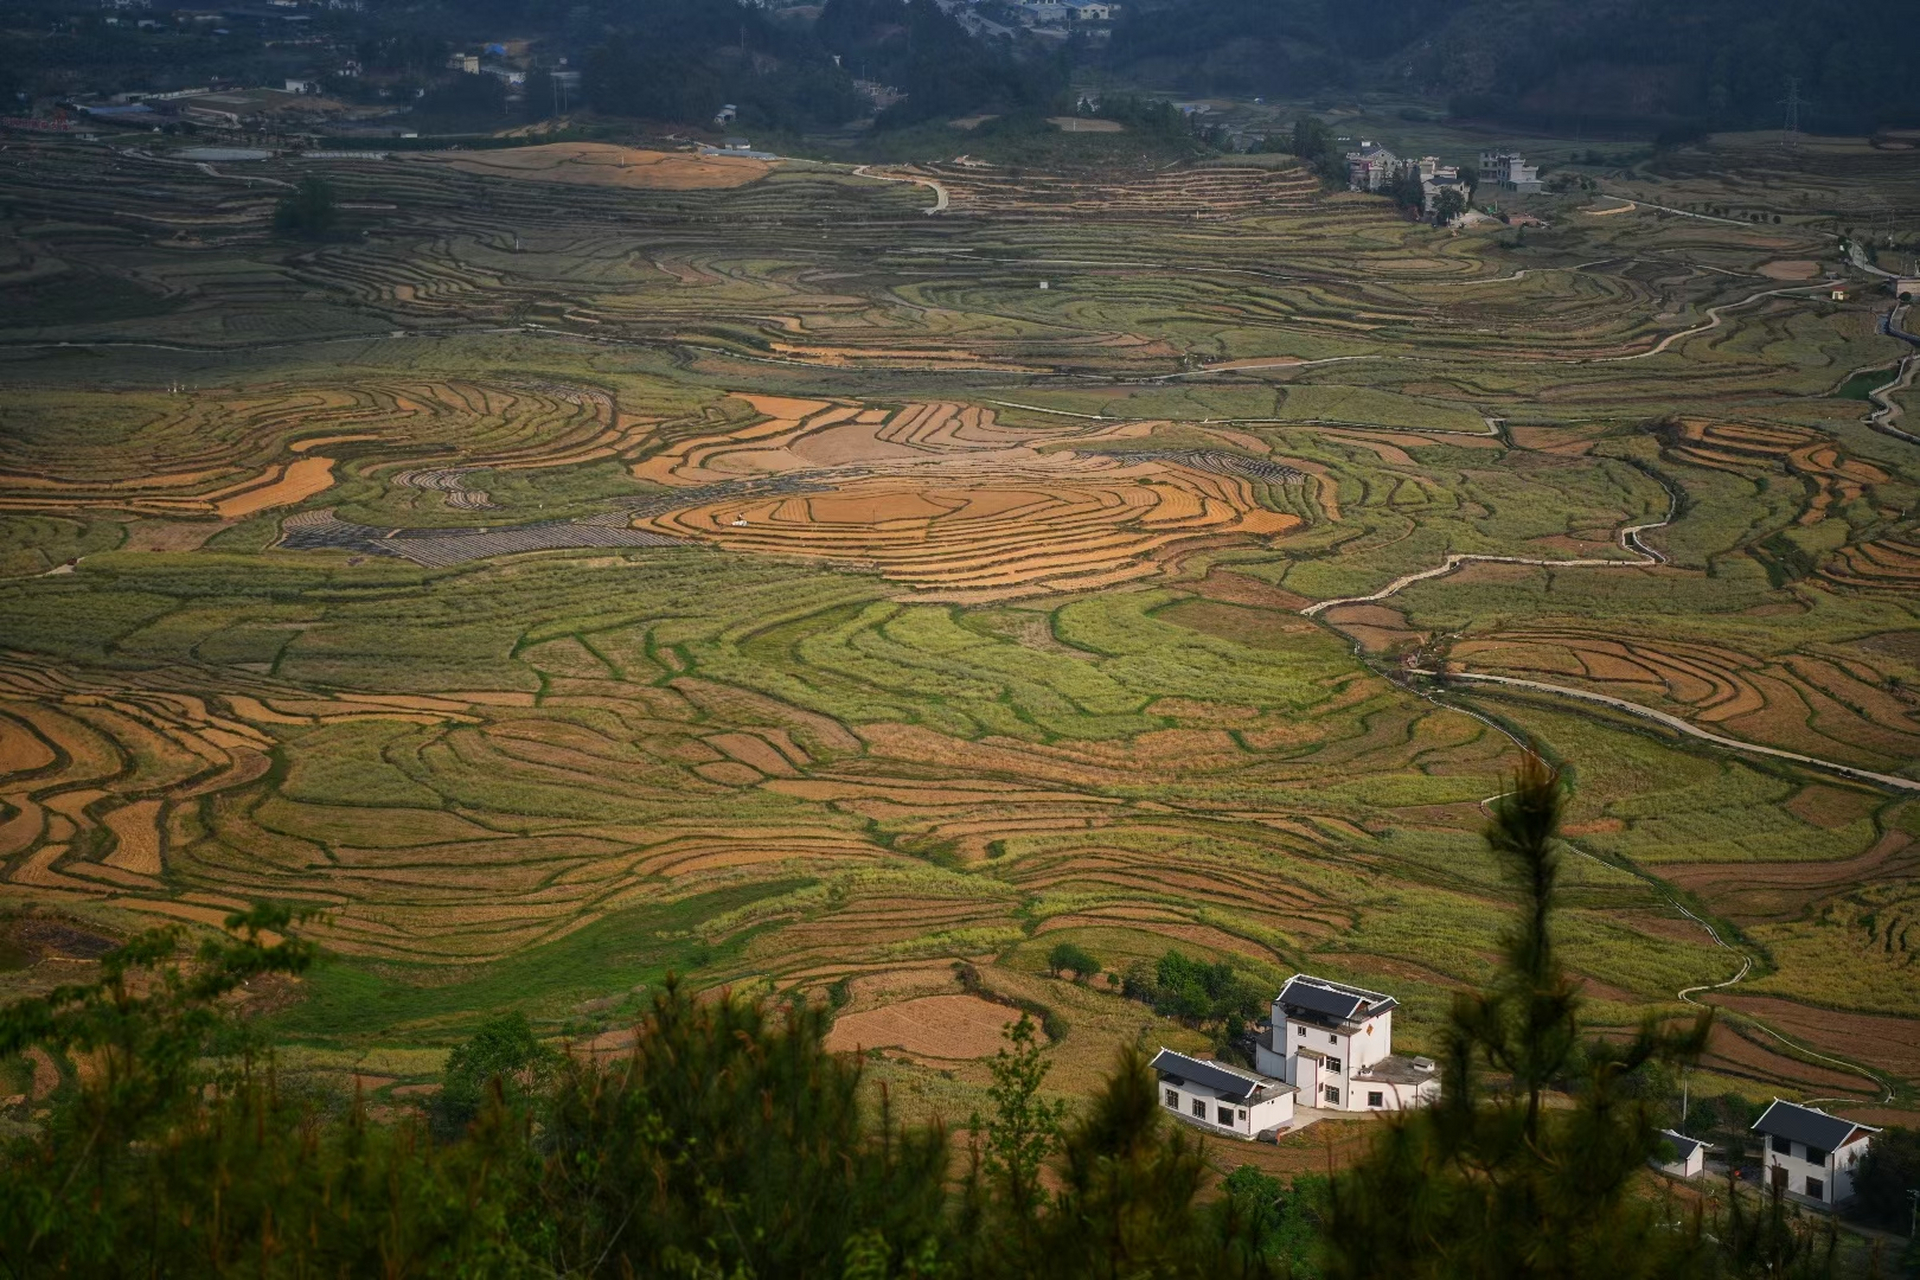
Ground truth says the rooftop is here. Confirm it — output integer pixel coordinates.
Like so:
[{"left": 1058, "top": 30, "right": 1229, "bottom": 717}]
[
  {"left": 1752, "top": 1100, "right": 1877, "bottom": 1152},
  {"left": 1352, "top": 1053, "right": 1437, "bottom": 1086},
  {"left": 1276, "top": 974, "right": 1398, "bottom": 1027},
  {"left": 1150, "top": 1049, "right": 1292, "bottom": 1105},
  {"left": 1656, "top": 1129, "right": 1710, "bottom": 1164}
]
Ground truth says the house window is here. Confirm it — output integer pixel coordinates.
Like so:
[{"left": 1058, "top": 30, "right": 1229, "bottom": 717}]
[
  {"left": 1806, "top": 1147, "right": 1828, "bottom": 1165},
  {"left": 1770, "top": 1134, "right": 1790, "bottom": 1155},
  {"left": 1238, "top": 1109, "right": 1248, "bottom": 1122},
  {"left": 1191, "top": 1099, "right": 1206, "bottom": 1119},
  {"left": 1165, "top": 1089, "right": 1178, "bottom": 1109},
  {"left": 1324, "top": 1086, "right": 1340, "bottom": 1105},
  {"left": 1806, "top": 1177, "right": 1825, "bottom": 1201},
  {"left": 1328, "top": 1058, "right": 1343, "bottom": 1074},
  {"left": 1217, "top": 1105, "right": 1235, "bottom": 1126},
  {"left": 1368, "top": 1091, "right": 1384, "bottom": 1108},
  {"left": 1328, "top": 1032, "right": 1338, "bottom": 1044}
]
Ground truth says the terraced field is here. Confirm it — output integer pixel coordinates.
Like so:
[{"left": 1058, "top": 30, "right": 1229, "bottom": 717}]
[{"left": 0, "top": 129, "right": 1916, "bottom": 1123}]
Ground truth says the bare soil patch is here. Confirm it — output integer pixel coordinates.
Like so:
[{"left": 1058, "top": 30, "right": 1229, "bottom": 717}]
[
  {"left": 416, "top": 144, "right": 772, "bottom": 191},
  {"left": 215, "top": 457, "right": 339, "bottom": 519},
  {"left": 101, "top": 798, "right": 163, "bottom": 876},
  {"left": 824, "top": 993, "right": 1024, "bottom": 1060},
  {"left": 1758, "top": 259, "right": 1820, "bottom": 280},
  {"left": 1710, "top": 995, "right": 1920, "bottom": 1080}
]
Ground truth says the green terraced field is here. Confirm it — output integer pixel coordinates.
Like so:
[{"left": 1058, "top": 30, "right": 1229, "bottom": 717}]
[{"left": 0, "top": 129, "right": 1915, "bottom": 1121}]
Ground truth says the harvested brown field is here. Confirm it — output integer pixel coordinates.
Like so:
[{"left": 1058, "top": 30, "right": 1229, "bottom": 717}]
[
  {"left": 1710, "top": 994, "right": 1920, "bottom": 1079},
  {"left": 214, "top": 456, "right": 339, "bottom": 519},
  {"left": 411, "top": 143, "right": 773, "bottom": 190},
  {"left": 824, "top": 994, "right": 1026, "bottom": 1060},
  {"left": 632, "top": 396, "right": 1304, "bottom": 597}
]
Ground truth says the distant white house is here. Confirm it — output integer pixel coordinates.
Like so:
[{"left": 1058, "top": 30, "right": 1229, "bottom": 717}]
[
  {"left": 1753, "top": 1100, "right": 1877, "bottom": 1207},
  {"left": 1253, "top": 974, "right": 1440, "bottom": 1112},
  {"left": 1151, "top": 1048, "right": 1295, "bottom": 1140},
  {"left": 1345, "top": 141, "right": 1397, "bottom": 193},
  {"left": 1652, "top": 1128, "right": 1710, "bottom": 1179},
  {"left": 1017, "top": 0, "right": 1069, "bottom": 21},
  {"left": 1063, "top": 0, "right": 1112, "bottom": 18},
  {"left": 1479, "top": 150, "right": 1542, "bottom": 194}
]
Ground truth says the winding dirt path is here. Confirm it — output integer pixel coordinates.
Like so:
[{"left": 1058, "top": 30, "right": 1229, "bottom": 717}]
[
  {"left": 1413, "top": 668, "right": 1920, "bottom": 796},
  {"left": 1302, "top": 474, "right": 1673, "bottom": 617},
  {"left": 1591, "top": 283, "right": 1827, "bottom": 363},
  {"left": 851, "top": 165, "right": 948, "bottom": 214}
]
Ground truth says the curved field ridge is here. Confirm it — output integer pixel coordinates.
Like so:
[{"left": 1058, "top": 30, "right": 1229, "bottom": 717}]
[
  {"left": 628, "top": 396, "right": 1307, "bottom": 598},
  {"left": 1417, "top": 669, "right": 1920, "bottom": 795},
  {"left": 1302, "top": 475, "right": 1674, "bottom": 616},
  {"left": 0, "top": 380, "right": 644, "bottom": 519},
  {"left": 279, "top": 510, "right": 682, "bottom": 567}
]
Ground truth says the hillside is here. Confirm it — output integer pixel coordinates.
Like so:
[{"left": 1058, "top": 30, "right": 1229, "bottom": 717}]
[{"left": 1103, "top": 0, "right": 1920, "bottom": 134}]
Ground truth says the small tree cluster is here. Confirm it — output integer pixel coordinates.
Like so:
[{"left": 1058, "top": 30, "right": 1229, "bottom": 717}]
[
  {"left": 1122, "top": 949, "right": 1268, "bottom": 1036},
  {"left": 1046, "top": 940, "right": 1100, "bottom": 981},
  {"left": 272, "top": 175, "right": 340, "bottom": 240}
]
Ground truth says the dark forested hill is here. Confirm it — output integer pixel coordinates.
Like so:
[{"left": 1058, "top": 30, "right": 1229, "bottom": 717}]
[{"left": 1104, "top": 0, "right": 1920, "bottom": 134}]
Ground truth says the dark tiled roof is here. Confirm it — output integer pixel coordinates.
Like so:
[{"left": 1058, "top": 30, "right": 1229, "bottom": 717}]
[
  {"left": 1150, "top": 1049, "right": 1289, "bottom": 1104},
  {"left": 1752, "top": 1101, "right": 1877, "bottom": 1151},
  {"left": 1656, "top": 1129, "right": 1709, "bottom": 1163},
  {"left": 1277, "top": 975, "right": 1398, "bottom": 1025}
]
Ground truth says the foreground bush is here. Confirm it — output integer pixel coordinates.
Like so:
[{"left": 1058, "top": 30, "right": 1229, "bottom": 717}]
[{"left": 0, "top": 906, "right": 1280, "bottom": 1277}]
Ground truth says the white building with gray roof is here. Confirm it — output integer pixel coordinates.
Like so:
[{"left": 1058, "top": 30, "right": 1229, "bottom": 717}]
[
  {"left": 1753, "top": 1100, "right": 1877, "bottom": 1207},
  {"left": 1254, "top": 974, "right": 1439, "bottom": 1112},
  {"left": 1149, "top": 1048, "right": 1296, "bottom": 1140},
  {"left": 1652, "top": 1128, "right": 1710, "bottom": 1178}
]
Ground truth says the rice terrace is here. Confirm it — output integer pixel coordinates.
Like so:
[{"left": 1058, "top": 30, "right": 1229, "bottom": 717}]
[{"left": 1, "top": 118, "right": 1918, "bottom": 1155}]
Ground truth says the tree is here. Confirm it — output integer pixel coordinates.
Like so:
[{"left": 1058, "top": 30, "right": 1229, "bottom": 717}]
[
  {"left": 430, "top": 1010, "right": 554, "bottom": 1138},
  {"left": 273, "top": 175, "right": 339, "bottom": 240},
  {"left": 1432, "top": 187, "right": 1466, "bottom": 226},
  {"left": 1033, "top": 1045, "right": 1285, "bottom": 1279},
  {"left": 1852, "top": 1125, "right": 1920, "bottom": 1228},
  {"left": 1047, "top": 940, "right": 1100, "bottom": 981},
  {"left": 1458, "top": 164, "right": 1479, "bottom": 199},
  {"left": 1325, "top": 752, "right": 1714, "bottom": 1280},
  {"left": 1288, "top": 115, "right": 1339, "bottom": 179},
  {"left": 975, "top": 1012, "right": 1066, "bottom": 1217}
]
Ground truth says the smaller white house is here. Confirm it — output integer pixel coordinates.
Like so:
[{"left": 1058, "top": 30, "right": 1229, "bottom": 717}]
[
  {"left": 1753, "top": 1100, "right": 1877, "bottom": 1207},
  {"left": 1652, "top": 1128, "right": 1710, "bottom": 1179},
  {"left": 1150, "top": 1048, "right": 1295, "bottom": 1140}
]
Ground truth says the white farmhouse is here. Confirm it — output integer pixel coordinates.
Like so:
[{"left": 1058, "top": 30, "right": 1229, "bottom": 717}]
[
  {"left": 1478, "top": 150, "right": 1541, "bottom": 194},
  {"left": 1150, "top": 1048, "right": 1295, "bottom": 1140},
  {"left": 1254, "top": 974, "right": 1440, "bottom": 1112},
  {"left": 1651, "top": 1128, "right": 1710, "bottom": 1179},
  {"left": 1753, "top": 1100, "right": 1877, "bottom": 1207},
  {"left": 1345, "top": 141, "right": 1397, "bottom": 192}
]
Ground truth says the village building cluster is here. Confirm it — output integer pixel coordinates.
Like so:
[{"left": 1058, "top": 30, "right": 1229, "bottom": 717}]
[
  {"left": 1343, "top": 141, "right": 1471, "bottom": 215},
  {"left": 1153, "top": 974, "right": 1443, "bottom": 1141},
  {"left": 1149, "top": 975, "right": 1882, "bottom": 1215}
]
